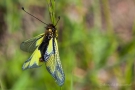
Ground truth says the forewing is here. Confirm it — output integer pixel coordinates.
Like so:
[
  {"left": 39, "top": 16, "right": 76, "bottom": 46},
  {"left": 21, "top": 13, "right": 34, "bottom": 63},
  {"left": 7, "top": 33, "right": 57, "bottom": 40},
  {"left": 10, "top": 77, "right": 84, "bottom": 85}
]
[
  {"left": 20, "top": 33, "right": 44, "bottom": 53},
  {"left": 44, "top": 38, "right": 65, "bottom": 86},
  {"left": 22, "top": 35, "right": 44, "bottom": 70}
]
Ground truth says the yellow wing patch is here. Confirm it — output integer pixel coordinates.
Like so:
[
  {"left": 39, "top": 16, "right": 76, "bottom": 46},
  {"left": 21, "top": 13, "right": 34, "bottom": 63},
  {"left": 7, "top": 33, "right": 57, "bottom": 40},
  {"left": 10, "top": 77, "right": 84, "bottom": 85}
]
[{"left": 22, "top": 48, "right": 43, "bottom": 70}]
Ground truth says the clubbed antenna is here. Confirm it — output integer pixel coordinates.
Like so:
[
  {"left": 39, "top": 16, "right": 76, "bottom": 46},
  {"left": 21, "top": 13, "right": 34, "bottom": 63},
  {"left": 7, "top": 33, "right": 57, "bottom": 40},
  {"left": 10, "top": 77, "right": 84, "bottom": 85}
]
[{"left": 22, "top": 7, "right": 48, "bottom": 25}]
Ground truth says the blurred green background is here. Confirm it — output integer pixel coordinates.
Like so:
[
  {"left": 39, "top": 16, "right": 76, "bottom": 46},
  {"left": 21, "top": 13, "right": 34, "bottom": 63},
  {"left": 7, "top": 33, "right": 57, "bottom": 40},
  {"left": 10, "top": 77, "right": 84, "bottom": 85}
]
[{"left": 0, "top": 0, "right": 135, "bottom": 90}]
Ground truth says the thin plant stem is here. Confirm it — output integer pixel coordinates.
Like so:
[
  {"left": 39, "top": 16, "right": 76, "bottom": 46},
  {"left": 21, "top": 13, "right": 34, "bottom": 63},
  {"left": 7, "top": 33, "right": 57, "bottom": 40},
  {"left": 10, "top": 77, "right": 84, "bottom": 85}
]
[{"left": 46, "top": 0, "right": 56, "bottom": 24}]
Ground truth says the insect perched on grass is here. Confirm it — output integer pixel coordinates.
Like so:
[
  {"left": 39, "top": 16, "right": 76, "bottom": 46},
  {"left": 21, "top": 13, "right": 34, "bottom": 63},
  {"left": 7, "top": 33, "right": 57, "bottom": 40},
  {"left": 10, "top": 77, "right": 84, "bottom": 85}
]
[{"left": 20, "top": 7, "right": 65, "bottom": 86}]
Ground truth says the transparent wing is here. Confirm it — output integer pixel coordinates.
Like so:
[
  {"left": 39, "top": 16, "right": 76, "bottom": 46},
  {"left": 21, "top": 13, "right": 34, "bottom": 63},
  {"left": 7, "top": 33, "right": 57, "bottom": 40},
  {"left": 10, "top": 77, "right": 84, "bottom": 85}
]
[
  {"left": 20, "top": 33, "right": 44, "bottom": 53},
  {"left": 44, "top": 38, "right": 65, "bottom": 86},
  {"left": 22, "top": 35, "right": 44, "bottom": 70}
]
